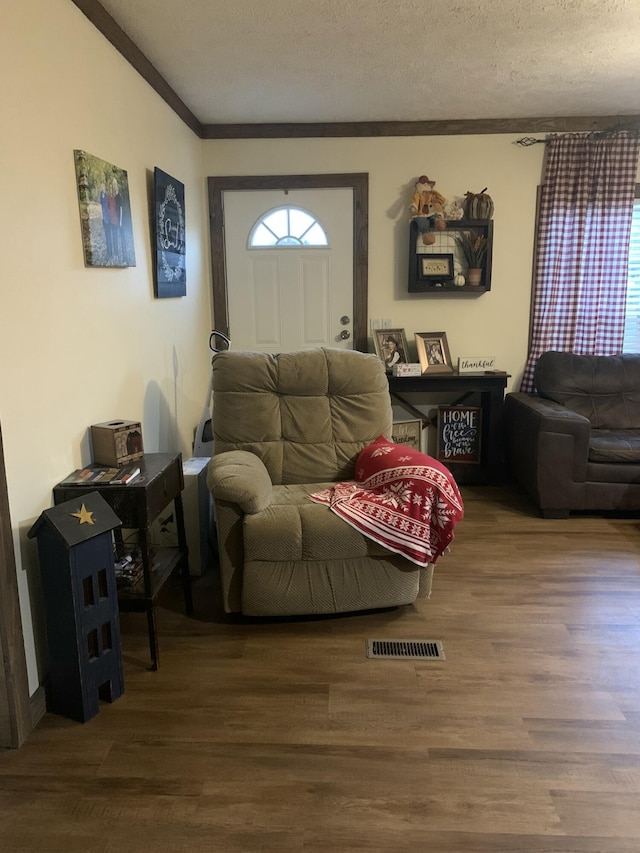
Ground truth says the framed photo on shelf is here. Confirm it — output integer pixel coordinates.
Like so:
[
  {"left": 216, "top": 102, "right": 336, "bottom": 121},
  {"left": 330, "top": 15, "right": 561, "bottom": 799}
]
[
  {"left": 373, "top": 328, "right": 409, "bottom": 372},
  {"left": 418, "top": 253, "right": 454, "bottom": 281},
  {"left": 415, "top": 331, "right": 454, "bottom": 374}
]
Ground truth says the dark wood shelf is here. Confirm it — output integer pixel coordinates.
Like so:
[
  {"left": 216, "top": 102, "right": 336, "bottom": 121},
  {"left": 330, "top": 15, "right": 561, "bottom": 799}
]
[
  {"left": 408, "top": 218, "right": 494, "bottom": 295},
  {"left": 117, "top": 547, "right": 183, "bottom": 606},
  {"left": 408, "top": 282, "right": 489, "bottom": 295}
]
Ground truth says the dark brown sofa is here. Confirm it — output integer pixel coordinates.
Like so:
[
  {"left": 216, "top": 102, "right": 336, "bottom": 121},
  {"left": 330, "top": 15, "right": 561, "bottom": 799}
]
[{"left": 504, "top": 351, "right": 640, "bottom": 517}]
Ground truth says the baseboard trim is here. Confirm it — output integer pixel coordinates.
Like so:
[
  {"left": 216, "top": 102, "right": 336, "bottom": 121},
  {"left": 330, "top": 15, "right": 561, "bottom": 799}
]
[{"left": 29, "top": 685, "right": 47, "bottom": 731}]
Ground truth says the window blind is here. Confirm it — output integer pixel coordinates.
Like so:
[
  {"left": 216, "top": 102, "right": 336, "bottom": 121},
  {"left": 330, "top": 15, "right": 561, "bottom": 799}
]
[{"left": 623, "top": 197, "right": 640, "bottom": 353}]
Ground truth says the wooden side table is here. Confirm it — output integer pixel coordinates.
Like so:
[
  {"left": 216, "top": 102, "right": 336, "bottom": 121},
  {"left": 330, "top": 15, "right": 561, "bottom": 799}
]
[{"left": 54, "top": 453, "right": 193, "bottom": 670}]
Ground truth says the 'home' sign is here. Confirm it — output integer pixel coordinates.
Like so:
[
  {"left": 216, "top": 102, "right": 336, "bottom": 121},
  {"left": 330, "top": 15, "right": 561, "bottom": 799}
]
[{"left": 458, "top": 356, "right": 496, "bottom": 373}]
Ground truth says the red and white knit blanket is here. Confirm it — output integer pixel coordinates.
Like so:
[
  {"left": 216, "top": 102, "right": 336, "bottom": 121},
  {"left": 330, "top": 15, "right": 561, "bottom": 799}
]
[{"left": 309, "top": 436, "right": 464, "bottom": 566}]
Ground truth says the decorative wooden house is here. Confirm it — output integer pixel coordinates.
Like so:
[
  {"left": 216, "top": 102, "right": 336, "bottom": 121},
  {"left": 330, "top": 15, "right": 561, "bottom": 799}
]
[{"left": 28, "top": 491, "right": 124, "bottom": 722}]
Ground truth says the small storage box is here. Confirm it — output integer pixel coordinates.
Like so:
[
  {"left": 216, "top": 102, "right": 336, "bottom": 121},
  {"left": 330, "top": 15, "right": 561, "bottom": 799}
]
[{"left": 91, "top": 420, "right": 144, "bottom": 466}]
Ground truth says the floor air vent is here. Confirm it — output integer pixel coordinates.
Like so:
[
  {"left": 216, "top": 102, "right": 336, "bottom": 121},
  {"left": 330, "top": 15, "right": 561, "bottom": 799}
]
[{"left": 366, "top": 639, "right": 445, "bottom": 660}]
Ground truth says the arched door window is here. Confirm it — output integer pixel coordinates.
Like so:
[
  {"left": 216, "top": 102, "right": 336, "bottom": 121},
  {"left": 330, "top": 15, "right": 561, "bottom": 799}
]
[{"left": 249, "top": 206, "right": 329, "bottom": 247}]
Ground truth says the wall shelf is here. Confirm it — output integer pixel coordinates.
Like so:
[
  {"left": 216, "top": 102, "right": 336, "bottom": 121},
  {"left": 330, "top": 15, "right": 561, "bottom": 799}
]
[{"left": 408, "top": 218, "right": 494, "bottom": 295}]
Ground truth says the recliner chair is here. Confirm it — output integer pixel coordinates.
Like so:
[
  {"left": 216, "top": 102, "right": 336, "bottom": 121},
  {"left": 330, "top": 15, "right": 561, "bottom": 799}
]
[{"left": 206, "top": 347, "right": 435, "bottom": 616}]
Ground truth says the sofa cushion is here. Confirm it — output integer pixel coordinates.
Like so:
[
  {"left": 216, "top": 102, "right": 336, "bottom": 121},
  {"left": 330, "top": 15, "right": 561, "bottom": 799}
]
[
  {"left": 243, "top": 483, "right": 391, "bottom": 562},
  {"left": 241, "top": 557, "right": 424, "bottom": 616},
  {"left": 535, "top": 352, "right": 640, "bottom": 429},
  {"left": 589, "top": 429, "right": 640, "bottom": 463}
]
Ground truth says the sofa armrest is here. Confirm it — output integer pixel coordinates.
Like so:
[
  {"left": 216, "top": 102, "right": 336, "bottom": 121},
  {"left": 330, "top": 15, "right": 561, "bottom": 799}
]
[
  {"left": 503, "top": 393, "right": 591, "bottom": 514},
  {"left": 207, "top": 450, "right": 272, "bottom": 514},
  {"left": 506, "top": 392, "right": 590, "bottom": 433}
]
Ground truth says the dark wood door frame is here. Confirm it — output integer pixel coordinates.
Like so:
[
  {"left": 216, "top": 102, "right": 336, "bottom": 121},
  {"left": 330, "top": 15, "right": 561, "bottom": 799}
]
[
  {"left": 0, "top": 424, "right": 32, "bottom": 747},
  {"left": 207, "top": 173, "right": 369, "bottom": 352}
]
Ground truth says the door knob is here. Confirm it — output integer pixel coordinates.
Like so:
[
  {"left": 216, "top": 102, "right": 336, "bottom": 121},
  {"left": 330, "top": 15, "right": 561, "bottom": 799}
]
[
  {"left": 340, "top": 330, "right": 351, "bottom": 340},
  {"left": 340, "top": 315, "right": 350, "bottom": 325}
]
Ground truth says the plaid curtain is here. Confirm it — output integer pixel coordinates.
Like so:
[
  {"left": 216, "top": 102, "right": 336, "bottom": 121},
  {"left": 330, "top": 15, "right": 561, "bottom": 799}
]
[{"left": 520, "top": 131, "right": 640, "bottom": 392}]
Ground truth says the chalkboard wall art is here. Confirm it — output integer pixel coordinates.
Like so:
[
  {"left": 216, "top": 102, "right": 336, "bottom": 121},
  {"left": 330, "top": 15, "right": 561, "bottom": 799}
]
[
  {"left": 437, "top": 406, "right": 482, "bottom": 464},
  {"left": 154, "top": 167, "right": 186, "bottom": 298}
]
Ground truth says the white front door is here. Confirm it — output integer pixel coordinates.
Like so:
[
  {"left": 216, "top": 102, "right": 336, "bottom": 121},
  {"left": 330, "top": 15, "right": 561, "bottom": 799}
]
[{"left": 223, "top": 188, "right": 353, "bottom": 352}]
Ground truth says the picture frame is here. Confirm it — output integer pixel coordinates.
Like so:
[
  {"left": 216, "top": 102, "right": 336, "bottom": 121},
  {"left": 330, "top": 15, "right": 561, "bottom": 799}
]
[
  {"left": 418, "top": 253, "right": 454, "bottom": 281},
  {"left": 153, "top": 167, "right": 186, "bottom": 298},
  {"left": 391, "top": 419, "right": 422, "bottom": 453},
  {"left": 437, "top": 406, "right": 482, "bottom": 464},
  {"left": 373, "top": 328, "right": 409, "bottom": 372},
  {"left": 415, "top": 331, "right": 454, "bottom": 374},
  {"left": 73, "top": 150, "right": 136, "bottom": 268}
]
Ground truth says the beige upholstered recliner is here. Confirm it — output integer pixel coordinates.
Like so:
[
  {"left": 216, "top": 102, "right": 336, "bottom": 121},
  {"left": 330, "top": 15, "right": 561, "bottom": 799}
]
[{"left": 207, "top": 347, "right": 434, "bottom": 616}]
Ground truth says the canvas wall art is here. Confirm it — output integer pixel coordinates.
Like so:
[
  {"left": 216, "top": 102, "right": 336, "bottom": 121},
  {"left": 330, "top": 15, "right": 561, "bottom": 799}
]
[
  {"left": 153, "top": 167, "right": 186, "bottom": 298},
  {"left": 73, "top": 150, "right": 136, "bottom": 268}
]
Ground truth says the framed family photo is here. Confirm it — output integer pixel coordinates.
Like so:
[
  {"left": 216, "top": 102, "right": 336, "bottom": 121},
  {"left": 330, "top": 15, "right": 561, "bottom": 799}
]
[
  {"left": 373, "top": 328, "right": 409, "bottom": 372},
  {"left": 415, "top": 331, "right": 454, "bottom": 374},
  {"left": 73, "top": 150, "right": 136, "bottom": 268}
]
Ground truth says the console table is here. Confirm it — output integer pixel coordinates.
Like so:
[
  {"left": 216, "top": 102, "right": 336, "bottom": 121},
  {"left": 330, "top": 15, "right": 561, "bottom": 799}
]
[
  {"left": 388, "top": 371, "right": 510, "bottom": 485},
  {"left": 53, "top": 452, "right": 193, "bottom": 670}
]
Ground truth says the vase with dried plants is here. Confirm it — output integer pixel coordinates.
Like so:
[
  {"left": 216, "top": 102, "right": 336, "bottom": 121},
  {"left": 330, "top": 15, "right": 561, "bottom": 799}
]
[{"left": 455, "top": 230, "right": 488, "bottom": 285}]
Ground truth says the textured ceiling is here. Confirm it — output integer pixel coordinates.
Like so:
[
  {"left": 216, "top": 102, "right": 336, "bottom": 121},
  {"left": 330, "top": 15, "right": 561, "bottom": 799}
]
[{"left": 96, "top": 0, "right": 640, "bottom": 125}]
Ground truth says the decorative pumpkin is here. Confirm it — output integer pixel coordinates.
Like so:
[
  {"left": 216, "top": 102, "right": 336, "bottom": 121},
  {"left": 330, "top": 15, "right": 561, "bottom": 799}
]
[
  {"left": 443, "top": 199, "right": 464, "bottom": 220},
  {"left": 464, "top": 189, "right": 494, "bottom": 220}
]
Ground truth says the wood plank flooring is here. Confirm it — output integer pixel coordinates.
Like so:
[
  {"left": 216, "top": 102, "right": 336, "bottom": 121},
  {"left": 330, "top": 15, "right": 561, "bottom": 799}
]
[{"left": 2, "top": 485, "right": 640, "bottom": 851}]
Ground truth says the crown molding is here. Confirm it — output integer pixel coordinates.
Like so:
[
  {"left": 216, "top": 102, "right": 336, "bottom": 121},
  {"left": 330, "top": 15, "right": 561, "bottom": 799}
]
[
  {"left": 70, "top": 0, "right": 203, "bottom": 137},
  {"left": 201, "top": 116, "right": 640, "bottom": 139}
]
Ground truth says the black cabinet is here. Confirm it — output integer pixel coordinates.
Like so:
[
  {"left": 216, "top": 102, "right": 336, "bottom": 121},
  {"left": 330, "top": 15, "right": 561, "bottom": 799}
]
[
  {"left": 408, "top": 218, "right": 494, "bottom": 295},
  {"left": 28, "top": 492, "right": 124, "bottom": 722}
]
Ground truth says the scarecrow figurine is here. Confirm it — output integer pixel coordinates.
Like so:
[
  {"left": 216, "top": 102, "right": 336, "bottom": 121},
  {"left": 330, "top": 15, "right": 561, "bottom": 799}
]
[
  {"left": 409, "top": 175, "right": 447, "bottom": 244},
  {"left": 409, "top": 175, "right": 446, "bottom": 231}
]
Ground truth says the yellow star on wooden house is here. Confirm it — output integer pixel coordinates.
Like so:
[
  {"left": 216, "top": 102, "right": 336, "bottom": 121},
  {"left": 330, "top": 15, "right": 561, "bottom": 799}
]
[{"left": 70, "top": 504, "right": 95, "bottom": 525}]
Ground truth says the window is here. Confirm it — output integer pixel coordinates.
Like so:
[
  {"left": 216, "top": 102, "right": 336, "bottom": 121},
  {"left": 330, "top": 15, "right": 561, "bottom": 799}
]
[
  {"left": 623, "top": 186, "right": 640, "bottom": 352},
  {"left": 249, "top": 206, "right": 328, "bottom": 248}
]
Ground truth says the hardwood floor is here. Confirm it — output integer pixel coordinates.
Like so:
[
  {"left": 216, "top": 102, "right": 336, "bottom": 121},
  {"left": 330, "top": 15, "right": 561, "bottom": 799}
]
[{"left": 2, "top": 485, "right": 640, "bottom": 851}]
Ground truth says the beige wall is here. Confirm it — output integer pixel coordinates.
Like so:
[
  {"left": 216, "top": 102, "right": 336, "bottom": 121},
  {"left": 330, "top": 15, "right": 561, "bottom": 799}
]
[
  {"left": 202, "top": 137, "right": 547, "bottom": 386},
  {"left": 5, "top": 1, "right": 637, "bottom": 697},
  {"left": 2, "top": 1, "right": 212, "bottom": 692}
]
